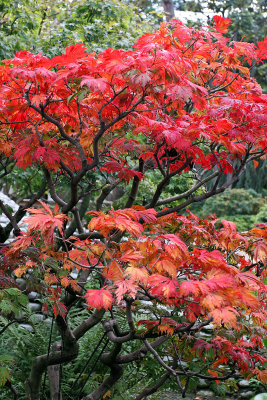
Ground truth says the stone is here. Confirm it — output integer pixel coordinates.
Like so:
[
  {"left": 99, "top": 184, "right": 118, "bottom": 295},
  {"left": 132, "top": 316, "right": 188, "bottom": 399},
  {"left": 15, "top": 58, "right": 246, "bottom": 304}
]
[
  {"left": 253, "top": 395, "right": 267, "bottom": 400},
  {"left": 44, "top": 318, "right": 52, "bottom": 326},
  {"left": 195, "top": 331, "right": 212, "bottom": 339},
  {"left": 197, "top": 378, "right": 209, "bottom": 388},
  {"left": 16, "top": 312, "right": 26, "bottom": 321},
  {"left": 27, "top": 291, "right": 41, "bottom": 300},
  {"left": 18, "top": 324, "right": 33, "bottom": 332},
  {"left": 180, "top": 361, "right": 188, "bottom": 368},
  {"left": 16, "top": 278, "right": 27, "bottom": 291},
  {"left": 202, "top": 324, "right": 214, "bottom": 332},
  {"left": 240, "top": 391, "right": 256, "bottom": 399},
  {"left": 238, "top": 380, "right": 251, "bottom": 388},
  {"left": 28, "top": 302, "right": 42, "bottom": 312},
  {"left": 196, "top": 389, "right": 215, "bottom": 397},
  {"left": 30, "top": 313, "right": 44, "bottom": 323}
]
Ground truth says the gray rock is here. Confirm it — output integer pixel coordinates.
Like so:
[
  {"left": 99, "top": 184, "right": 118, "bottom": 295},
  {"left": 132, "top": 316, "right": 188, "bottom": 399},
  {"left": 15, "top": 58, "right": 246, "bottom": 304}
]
[
  {"left": 16, "top": 278, "right": 26, "bottom": 291},
  {"left": 16, "top": 312, "right": 26, "bottom": 321},
  {"left": 197, "top": 378, "right": 209, "bottom": 388},
  {"left": 196, "top": 389, "right": 215, "bottom": 397},
  {"left": 44, "top": 318, "right": 52, "bottom": 326},
  {"left": 180, "top": 361, "right": 188, "bottom": 369},
  {"left": 238, "top": 380, "right": 251, "bottom": 388},
  {"left": 18, "top": 324, "right": 33, "bottom": 332},
  {"left": 137, "top": 309, "right": 150, "bottom": 314},
  {"left": 30, "top": 313, "right": 44, "bottom": 323},
  {"left": 28, "top": 302, "right": 42, "bottom": 312},
  {"left": 195, "top": 331, "right": 212, "bottom": 339},
  {"left": 240, "top": 391, "right": 256, "bottom": 399},
  {"left": 70, "top": 271, "right": 78, "bottom": 279},
  {"left": 253, "top": 395, "right": 267, "bottom": 400},
  {"left": 202, "top": 324, "right": 214, "bottom": 332},
  {"left": 27, "top": 291, "right": 41, "bottom": 300}
]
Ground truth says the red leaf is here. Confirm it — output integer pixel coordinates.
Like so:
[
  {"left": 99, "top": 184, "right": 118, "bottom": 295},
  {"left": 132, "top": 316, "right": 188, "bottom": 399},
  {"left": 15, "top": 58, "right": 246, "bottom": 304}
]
[
  {"left": 213, "top": 15, "right": 231, "bottom": 34},
  {"left": 84, "top": 289, "right": 113, "bottom": 311},
  {"left": 53, "top": 302, "right": 68, "bottom": 319}
]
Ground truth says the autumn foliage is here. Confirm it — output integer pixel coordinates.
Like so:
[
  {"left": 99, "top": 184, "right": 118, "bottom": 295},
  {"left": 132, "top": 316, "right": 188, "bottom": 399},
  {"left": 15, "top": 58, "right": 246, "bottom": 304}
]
[{"left": 0, "top": 16, "right": 266, "bottom": 400}]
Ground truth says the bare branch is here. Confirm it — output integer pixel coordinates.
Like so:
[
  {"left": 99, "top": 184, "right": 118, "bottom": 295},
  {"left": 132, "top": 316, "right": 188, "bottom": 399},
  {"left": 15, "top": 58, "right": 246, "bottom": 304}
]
[{"left": 155, "top": 171, "right": 219, "bottom": 206}]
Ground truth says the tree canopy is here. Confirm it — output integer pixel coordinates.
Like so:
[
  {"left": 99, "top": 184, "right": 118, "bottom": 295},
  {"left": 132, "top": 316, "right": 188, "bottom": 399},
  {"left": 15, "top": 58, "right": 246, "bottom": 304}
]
[{"left": 0, "top": 15, "right": 266, "bottom": 400}]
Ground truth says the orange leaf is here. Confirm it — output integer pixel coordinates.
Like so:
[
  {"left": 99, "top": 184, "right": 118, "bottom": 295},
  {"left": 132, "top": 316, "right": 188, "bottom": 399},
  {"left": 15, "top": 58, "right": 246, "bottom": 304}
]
[
  {"left": 209, "top": 307, "right": 238, "bottom": 328},
  {"left": 125, "top": 266, "right": 149, "bottom": 284},
  {"left": 254, "top": 241, "right": 267, "bottom": 265},
  {"left": 24, "top": 201, "right": 69, "bottom": 246}
]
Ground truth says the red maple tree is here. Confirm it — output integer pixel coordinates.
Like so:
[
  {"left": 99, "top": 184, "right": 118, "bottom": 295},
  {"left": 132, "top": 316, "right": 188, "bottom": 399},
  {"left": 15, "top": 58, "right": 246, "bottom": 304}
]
[{"left": 0, "top": 16, "right": 266, "bottom": 400}]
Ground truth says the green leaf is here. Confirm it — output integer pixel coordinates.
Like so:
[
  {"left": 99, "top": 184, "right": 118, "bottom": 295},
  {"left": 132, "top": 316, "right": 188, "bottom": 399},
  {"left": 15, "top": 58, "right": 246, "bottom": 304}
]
[
  {"left": 4, "top": 287, "right": 20, "bottom": 296},
  {"left": 0, "top": 300, "right": 13, "bottom": 314},
  {"left": 17, "top": 294, "right": 29, "bottom": 306},
  {"left": 0, "top": 366, "right": 11, "bottom": 386},
  {"left": 43, "top": 257, "right": 58, "bottom": 270},
  {"left": 67, "top": 89, "right": 88, "bottom": 105},
  {"left": 0, "top": 354, "right": 14, "bottom": 364}
]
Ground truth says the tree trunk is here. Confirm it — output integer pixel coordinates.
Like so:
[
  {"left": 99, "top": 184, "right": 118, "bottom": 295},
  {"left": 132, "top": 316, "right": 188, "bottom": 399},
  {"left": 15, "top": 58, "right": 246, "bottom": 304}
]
[
  {"left": 48, "top": 344, "right": 62, "bottom": 400},
  {"left": 162, "top": 0, "right": 175, "bottom": 21}
]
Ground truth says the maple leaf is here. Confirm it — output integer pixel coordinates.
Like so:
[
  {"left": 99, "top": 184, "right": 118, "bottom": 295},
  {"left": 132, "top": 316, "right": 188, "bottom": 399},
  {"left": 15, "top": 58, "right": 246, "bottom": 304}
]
[
  {"left": 213, "top": 15, "right": 232, "bottom": 34},
  {"left": 255, "top": 369, "right": 267, "bottom": 385},
  {"left": 124, "top": 266, "right": 149, "bottom": 284},
  {"left": 115, "top": 279, "right": 137, "bottom": 303},
  {"left": 103, "top": 260, "right": 124, "bottom": 281},
  {"left": 60, "top": 276, "right": 70, "bottom": 288},
  {"left": 154, "top": 258, "right": 177, "bottom": 278},
  {"left": 53, "top": 302, "right": 68, "bottom": 319},
  {"left": 131, "top": 207, "right": 157, "bottom": 224},
  {"left": 254, "top": 241, "right": 267, "bottom": 265},
  {"left": 193, "top": 339, "right": 213, "bottom": 355},
  {"left": 101, "top": 161, "right": 143, "bottom": 183},
  {"left": 179, "top": 280, "right": 200, "bottom": 297},
  {"left": 80, "top": 77, "right": 110, "bottom": 92},
  {"left": 209, "top": 307, "right": 239, "bottom": 328},
  {"left": 88, "top": 209, "right": 144, "bottom": 237},
  {"left": 24, "top": 202, "right": 69, "bottom": 247},
  {"left": 33, "top": 147, "right": 61, "bottom": 171},
  {"left": 256, "top": 37, "right": 267, "bottom": 59},
  {"left": 84, "top": 289, "right": 113, "bottom": 311},
  {"left": 148, "top": 274, "right": 178, "bottom": 301},
  {"left": 200, "top": 293, "right": 224, "bottom": 311},
  {"left": 0, "top": 272, "right": 17, "bottom": 289},
  {"left": 119, "top": 250, "right": 144, "bottom": 263}
]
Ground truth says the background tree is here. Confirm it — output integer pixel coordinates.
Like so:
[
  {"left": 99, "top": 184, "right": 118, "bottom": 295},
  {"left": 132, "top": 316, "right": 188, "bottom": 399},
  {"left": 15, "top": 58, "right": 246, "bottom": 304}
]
[
  {"left": 0, "top": 0, "right": 157, "bottom": 59},
  {"left": 0, "top": 15, "right": 266, "bottom": 400}
]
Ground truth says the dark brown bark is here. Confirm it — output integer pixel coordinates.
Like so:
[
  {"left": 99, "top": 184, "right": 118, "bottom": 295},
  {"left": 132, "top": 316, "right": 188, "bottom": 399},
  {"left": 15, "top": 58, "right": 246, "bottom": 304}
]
[
  {"left": 135, "top": 373, "right": 170, "bottom": 400},
  {"left": 48, "top": 344, "right": 62, "bottom": 400}
]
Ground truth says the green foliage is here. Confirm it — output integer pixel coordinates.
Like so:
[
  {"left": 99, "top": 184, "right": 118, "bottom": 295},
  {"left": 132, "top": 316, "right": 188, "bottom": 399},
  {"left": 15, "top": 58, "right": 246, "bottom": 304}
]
[
  {"left": 191, "top": 188, "right": 266, "bottom": 231},
  {"left": 254, "top": 204, "right": 267, "bottom": 224},
  {"left": 0, "top": 0, "right": 158, "bottom": 59},
  {"left": 233, "top": 161, "right": 267, "bottom": 194},
  {"left": 0, "top": 318, "right": 59, "bottom": 398},
  {"left": 0, "top": 366, "right": 11, "bottom": 386},
  {"left": 1, "top": 166, "right": 44, "bottom": 202},
  {"left": 0, "top": 288, "right": 29, "bottom": 317},
  {"left": 192, "top": 187, "right": 264, "bottom": 216},
  {"left": 112, "top": 170, "right": 195, "bottom": 210}
]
